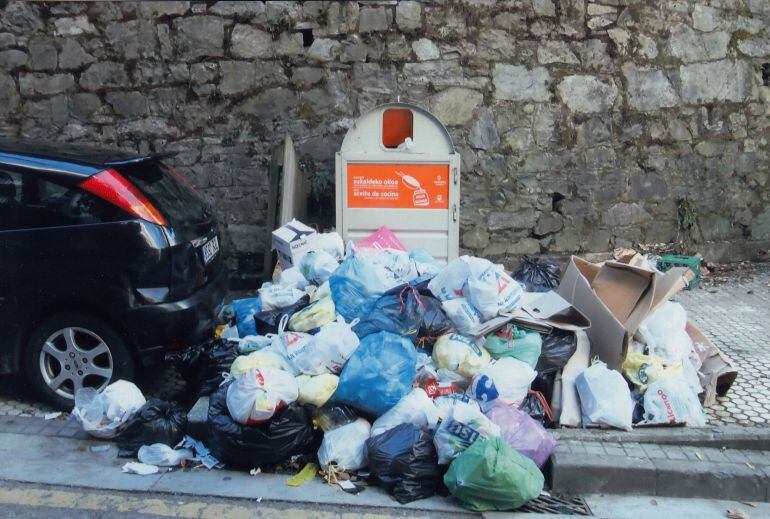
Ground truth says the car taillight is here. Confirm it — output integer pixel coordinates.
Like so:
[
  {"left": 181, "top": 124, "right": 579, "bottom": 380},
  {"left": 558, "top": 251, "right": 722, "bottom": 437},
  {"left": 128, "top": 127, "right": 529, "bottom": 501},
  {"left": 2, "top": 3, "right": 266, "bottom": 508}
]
[{"left": 80, "top": 168, "right": 167, "bottom": 226}]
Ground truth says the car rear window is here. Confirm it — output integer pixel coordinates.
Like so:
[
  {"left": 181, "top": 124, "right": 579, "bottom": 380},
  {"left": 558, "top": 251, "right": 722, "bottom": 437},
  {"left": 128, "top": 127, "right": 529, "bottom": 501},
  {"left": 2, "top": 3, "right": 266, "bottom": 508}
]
[{"left": 118, "top": 161, "right": 209, "bottom": 227}]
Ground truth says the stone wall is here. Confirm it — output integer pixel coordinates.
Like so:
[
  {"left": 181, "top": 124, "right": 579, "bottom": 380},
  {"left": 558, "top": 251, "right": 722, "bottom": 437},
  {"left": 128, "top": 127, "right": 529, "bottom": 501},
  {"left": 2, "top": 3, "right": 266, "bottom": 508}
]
[{"left": 1, "top": 0, "right": 769, "bottom": 286}]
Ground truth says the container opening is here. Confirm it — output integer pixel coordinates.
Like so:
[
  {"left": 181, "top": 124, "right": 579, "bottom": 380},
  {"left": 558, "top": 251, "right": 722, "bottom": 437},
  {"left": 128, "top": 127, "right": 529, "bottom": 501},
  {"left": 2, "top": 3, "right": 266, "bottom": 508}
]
[{"left": 382, "top": 108, "right": 413, "bottom": 148}]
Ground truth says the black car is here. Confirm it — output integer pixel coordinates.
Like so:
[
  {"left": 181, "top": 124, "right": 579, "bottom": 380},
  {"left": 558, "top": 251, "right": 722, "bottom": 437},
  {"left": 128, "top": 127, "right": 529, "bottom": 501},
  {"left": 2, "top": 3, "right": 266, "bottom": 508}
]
[{"left": 0, "top": 140, "right": 227, "bottom": 409}]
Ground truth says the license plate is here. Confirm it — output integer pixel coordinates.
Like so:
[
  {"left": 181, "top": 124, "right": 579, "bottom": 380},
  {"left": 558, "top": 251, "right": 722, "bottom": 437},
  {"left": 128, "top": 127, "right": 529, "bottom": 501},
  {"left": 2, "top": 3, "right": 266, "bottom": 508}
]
[{"left": 201, "top": 236, "right": 219, "bottom": 265}]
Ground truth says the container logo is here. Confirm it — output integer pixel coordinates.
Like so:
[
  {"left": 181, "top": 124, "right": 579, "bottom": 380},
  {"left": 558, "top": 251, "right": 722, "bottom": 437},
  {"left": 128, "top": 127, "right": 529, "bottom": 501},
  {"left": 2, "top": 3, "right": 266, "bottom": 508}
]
[{"left": 347, "top": 163, "right": 450, "bottom": 209}]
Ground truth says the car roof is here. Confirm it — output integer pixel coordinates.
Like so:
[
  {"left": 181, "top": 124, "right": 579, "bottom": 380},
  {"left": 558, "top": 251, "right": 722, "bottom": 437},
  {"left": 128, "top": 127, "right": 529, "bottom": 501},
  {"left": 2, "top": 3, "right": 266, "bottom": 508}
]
[{"left": 0, "top": 139, "right": 173, "bottom": 177}]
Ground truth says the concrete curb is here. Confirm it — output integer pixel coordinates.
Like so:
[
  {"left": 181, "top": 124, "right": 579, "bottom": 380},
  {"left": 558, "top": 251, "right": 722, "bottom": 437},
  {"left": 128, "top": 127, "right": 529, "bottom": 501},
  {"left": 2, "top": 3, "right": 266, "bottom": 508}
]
[{"left": 554, "top": 425, "right": 770, "bottom": 450}]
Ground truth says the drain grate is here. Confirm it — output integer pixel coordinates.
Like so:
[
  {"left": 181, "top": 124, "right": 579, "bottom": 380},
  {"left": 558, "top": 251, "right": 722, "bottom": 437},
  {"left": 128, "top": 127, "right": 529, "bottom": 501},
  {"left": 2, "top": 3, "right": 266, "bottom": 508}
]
[{"left": 519, "top": 494, "right": 592, "bottom": 515}]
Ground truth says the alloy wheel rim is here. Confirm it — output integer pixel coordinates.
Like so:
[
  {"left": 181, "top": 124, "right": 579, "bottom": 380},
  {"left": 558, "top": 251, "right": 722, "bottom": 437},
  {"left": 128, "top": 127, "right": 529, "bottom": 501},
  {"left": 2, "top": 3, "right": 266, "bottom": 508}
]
[{"left": 38, "top": 327, "right": 113, "bottom": 399}]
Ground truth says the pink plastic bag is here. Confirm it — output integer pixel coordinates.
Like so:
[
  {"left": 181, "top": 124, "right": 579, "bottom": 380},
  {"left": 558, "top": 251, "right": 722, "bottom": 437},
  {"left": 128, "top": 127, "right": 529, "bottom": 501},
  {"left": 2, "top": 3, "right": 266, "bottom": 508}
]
[
  {"left": 357, "top": 227, "right": 407, "bottom": 251},
  {"left": 484, "top": 402, "right": 556, "bottom": 468}
]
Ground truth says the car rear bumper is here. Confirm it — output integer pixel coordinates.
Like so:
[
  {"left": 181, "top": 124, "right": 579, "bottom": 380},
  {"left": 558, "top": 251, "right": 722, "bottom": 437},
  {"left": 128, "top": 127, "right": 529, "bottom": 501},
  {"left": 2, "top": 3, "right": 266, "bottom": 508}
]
[{"left": 125, "top": 267, "right": 228, "bottom": 366}]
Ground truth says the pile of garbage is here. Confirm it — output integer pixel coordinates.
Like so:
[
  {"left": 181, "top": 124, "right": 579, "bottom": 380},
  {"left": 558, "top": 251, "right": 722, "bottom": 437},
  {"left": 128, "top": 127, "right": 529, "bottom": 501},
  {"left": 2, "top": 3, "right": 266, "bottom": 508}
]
[{"left": 70, "top": 225, "right": 737, "bottom": 511}]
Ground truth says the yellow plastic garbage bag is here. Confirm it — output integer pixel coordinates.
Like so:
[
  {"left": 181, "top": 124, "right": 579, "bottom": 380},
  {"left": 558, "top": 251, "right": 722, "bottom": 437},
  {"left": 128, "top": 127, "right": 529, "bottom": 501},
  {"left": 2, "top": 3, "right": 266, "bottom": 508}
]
[
  {"left": 230, "top": 349, "right": 294, "bottom": 378},
  {"left": 288, "top": 296, "right": 336, "bottom": 332},
  {"left": 621, "top": 353, "right": 678, "bottom": 392},
  {"left": 433, "top": 333, "right": 491, "bottom": 378},
  {"left": 297, "top": 373, "right": 339, "bottom": 407}
]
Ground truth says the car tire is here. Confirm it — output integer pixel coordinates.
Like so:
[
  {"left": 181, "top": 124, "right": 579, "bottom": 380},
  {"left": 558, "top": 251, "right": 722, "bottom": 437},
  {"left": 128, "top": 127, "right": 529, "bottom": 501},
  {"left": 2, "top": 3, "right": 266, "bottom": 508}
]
[{"left": 23, "top": 312, "right": 135, "bottom": 410}]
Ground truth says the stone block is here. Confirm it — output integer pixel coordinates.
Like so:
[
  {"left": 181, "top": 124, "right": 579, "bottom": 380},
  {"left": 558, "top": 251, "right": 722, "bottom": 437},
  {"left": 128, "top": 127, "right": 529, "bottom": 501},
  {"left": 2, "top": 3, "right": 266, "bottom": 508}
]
[
  {"left": 106, "top": 20, "right": 158, "bottom": 60},
  {"left": 138, "top": 1, "right": 189, "bottom": 17},
  {"left": 412, "top": 38, "right": 440, "bottom": 61},
  {"left": 58, "top": 39, "right": 95, "bottom": 69},
  {"left": 209, "top": 1, "right": 264, "bottom": 17},
  {"left": 0, "top": 74, "right": 20, "bottom": 115},
  {"left": 19, "top": 73, "right": 75, "bottom": 96},
  {"left": 105, "top": 91, "right": 148, "bottom": 117},
  {"left": 470, "top": 108, "right": 500, "bottom": 151},
  {"left": 79, "top": 62, "right": 129, "bottom": 91},
  {"left": 173, "top": 16, "right": 225, "bottom": 59},
  {"left": 493, "top": 64, "right": 551, "bottom": 102},
  {"left": 430, "top": 87, "right": 483, "bottom": 127},
  {"left": 682, "top": 60, "right": 755, "bottom": 104},
  {"left": 358, "top": 7, "right": 390, "bottom": 33},
  {"left": 54, "top": 16, "right": 97, "bottom": 37},
  {"left": 668, "top": 24, "right": 729, "bottom": 63},
  {"left": 230, "top": 24, "right": 272, "bottom": 59},
  {"left": 604, "top": 202, "right": 651, "bottom": 227},
  {"left": 537, "top": 41, "right": 579, "bottom": 65},
  {"left": 622, "top": 63, "right": 679, "bottom": 112},
  {"left": 0, "top": 49, "right": 27, "bottom": 69},
  {"left": 395, "top": 1, "right": 421, "bottom": 31},
  {"left": 307, "top": 38, "right": 340, "bottom": 62},
  {"left": 557, "top": 75, "right": 618, "bottom": 114}
]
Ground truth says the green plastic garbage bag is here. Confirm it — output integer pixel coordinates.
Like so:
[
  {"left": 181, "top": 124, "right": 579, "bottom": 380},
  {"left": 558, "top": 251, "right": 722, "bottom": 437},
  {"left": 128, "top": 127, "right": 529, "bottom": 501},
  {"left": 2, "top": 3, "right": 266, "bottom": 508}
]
[
  {"left": 483, "top": 324, "right": 542, "bottom": 368},
  {"left": 443, "top": 436, "right": 544, "bottom": 511}
]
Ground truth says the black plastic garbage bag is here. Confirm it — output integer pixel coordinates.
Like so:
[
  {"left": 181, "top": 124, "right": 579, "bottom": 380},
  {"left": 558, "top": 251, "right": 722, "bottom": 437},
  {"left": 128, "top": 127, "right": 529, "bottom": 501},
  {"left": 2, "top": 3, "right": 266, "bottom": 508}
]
[
  {"left": 535, "top": 329, "right": 577, "bottom": 374},
  {"left": 353, "top": 285, "right": 423, "bottom": 341},
  {"left": 115, "top": 399, "right": 187, "bottom": 457},
  {"left": 365, "top": 423, "right": 441, "bottom": 504},
  {"left": 207, "top": 383, "right": 320, "bottom": 469},
  {"left": 519, "top": 391, "right": 555, "bottom": 428},
  {"left": 166, "top": 339, "right": 239, "bottom": 399},
  {"left": 417, "top": 296, "right": 453, "bottom": 349},
  {"left": 253, "top": 295, "right": 310, "bottom": 335},
  {"left": 513, "top": 256, "right": 561, "bottom": 292}
]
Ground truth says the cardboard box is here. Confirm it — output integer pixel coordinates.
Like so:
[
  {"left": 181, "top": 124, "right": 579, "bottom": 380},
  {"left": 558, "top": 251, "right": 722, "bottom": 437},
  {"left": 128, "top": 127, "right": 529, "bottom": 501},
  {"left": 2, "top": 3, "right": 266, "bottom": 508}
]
[
  {"left": 558, "top": 255, "right": 737, "bottom": 406},
  {"left": 271, "top": 219, "right": 316, "bottom": 268}
]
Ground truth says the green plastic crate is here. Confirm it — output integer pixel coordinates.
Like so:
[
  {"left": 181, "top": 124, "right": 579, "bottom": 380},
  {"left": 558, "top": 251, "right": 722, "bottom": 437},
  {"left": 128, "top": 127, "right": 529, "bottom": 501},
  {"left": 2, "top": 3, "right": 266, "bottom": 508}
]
[{"left": 657, "top": 254, "right": 701, "bottom": 290}]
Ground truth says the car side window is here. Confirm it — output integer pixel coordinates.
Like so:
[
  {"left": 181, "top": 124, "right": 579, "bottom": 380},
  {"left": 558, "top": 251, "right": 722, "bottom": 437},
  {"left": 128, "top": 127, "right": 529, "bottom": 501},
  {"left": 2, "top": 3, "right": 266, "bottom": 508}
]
[{"left": 0, "top": 169, "right": 126, "bottom": 231}]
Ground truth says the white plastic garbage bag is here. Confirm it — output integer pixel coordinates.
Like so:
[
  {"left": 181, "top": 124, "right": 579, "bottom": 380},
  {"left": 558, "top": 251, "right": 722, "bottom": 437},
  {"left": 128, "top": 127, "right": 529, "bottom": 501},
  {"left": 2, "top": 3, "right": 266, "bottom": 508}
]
[
  {"left": 236, "top": 334, "right": 273, "bottom": 354},
  {"left": 317, "top": 418, "right": 371, "bottom": 471},
  {"left": 370, "top": 388, "right": 440, "bottom": 437},
  {"left": 310, "top": 280, "right": 331, "bottom": 303},
  {"left": 433, "top": 333, "right": 491, "bottom": 378},
  {"left": 271, "top": 316, "right": 313, "bottom": 376},
  {"left": 434, "top": 394, "right": 480, "bottom": 420},
  {"left": 559, "top": 330, "right": 590, "bottom": 427},
  {"left": 464, "top": 265, "right": 523, "bottom": 320},
  {"left": 230, "top": 348, "right": 294, "bottom": 378},
  {"left": 296, "top": 373, "right": 338, "bottom": 407},
  {"left": 639, "top": 301, "right": 693, "bottom": 364},
  {"left": 644, "top": 374, "right": 707, "bottom": 426},
  {"left": 226, "top": 367, "right": 299, "bottom": 425},
  {"left": 137, "top": 444, "right": 194, "bottom": 467},
  {"left": 72, "top": 380, "right": 146, "bottom": 439},
  {"left": 575, "top": 361, "right": 634, "bottom": 431},
  {"left": 442, "top": 298, "right": 483, "bottom": 334},
  {"left": 304, "top": 317, "right": 361, "bottom": 375},
  {"left": 277, "top": 267, "right": 309, "bottom": 290},
  {"left": 433, "top": 401, "right": 500, "bottom": 464},
  {"left": 428, "top": 256, "right": 473, "bottom": 301},
  {"left": 467, "top": 357, "right": 536, "bottom": 412},
  {"left": 310, "top": 232, "right": 345, "bottom": 261},
  {"left": 258, "top": 285, "right": 305, "bottom": 311},
  {"left": 299, "top": 250, "right": 339, "bottom": 285}
]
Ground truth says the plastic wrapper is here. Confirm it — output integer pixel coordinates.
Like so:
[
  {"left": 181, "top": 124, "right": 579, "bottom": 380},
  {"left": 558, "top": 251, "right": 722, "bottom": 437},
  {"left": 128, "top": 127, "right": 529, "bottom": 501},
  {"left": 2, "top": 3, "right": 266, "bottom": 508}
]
[
  {"left": 207, "top": 384, "right": 319, "bottom": 469},
  {"left": 483, "top": 324, "right": 542, "bottom": 367},
  {"left": 575, "top": 361, "right": 634, "bottom": 431},
  {"left": 366, "top": 423, "right": 441, "bottom": 504},
  {"left": 428, "top": 256, "right": 478, "bottom": 301},
  {"left": 253, "top": 295, "right": 310, "bottom": 335},
  {"left": 643, "top": 374, "right": 707, "bottom": 426},
  {"left": 332, "top": 331, "right": 418, "bottom": 417},
  {"left": 535, "top": 329, "right": 577, "bottom": 374},
  {"left": 464, "top": 264, "right": 523, "bottom": 320},
  {"left": 444, "top": 437, "right": 544, "bottom": 512},
  {"left": 370, "top": 388, "right": 440, "bottom": 437},
  {"left": 467, "top": 357, "right": 536, "bottom": 412},
  {"left": 299, "top": 250, "right": 339, "bottom": 285},
  {"left": 622, "top": 353, "right": 675, "bottom": 392},
  {"left": 137, "top": 444, "right": 193, "bottom": 467},
  {"left": 485, "top": 403, "right": 556, "bottom": 468},
  {"left": 71, "top": 380, "right": 146, "bottom": 439},
  {"left": 432, "top": 333, "right": 490, "bottom": 378},
  {"left": 512, "top": 256, "right": 561, "bottom": 292},
  {"left": 639, "top": 301, "right": 693, "bottom": 364},
  {"left": 433, "top": 401, "right": 500, "bottom": 464},
  {"left": 296, "top": 373, "right": 338, "bottom": 408},
  {"left": 226, "top": 367, "right": 299, "bottom": 425},
  {"left": 258, "top": 285, "right": 306, "bottom": 312},
  {"left": 232, "top": 297, "right": 261, "bottom": 337},
  {"left": 290, "top": 317, "right": 360, "bottom": 375},
  {"left": 317, "top": 417, "right": 371, "bottom": 471},
  {"left": 434, "top": 394, "right": 480, "bottom": 420},
  {"left": 313, "top": 403, "right": 358, "bottom": 432},
  {"left": 288, "top": 296, "right": 336, "bottom": 332},
  {"left": 114, "top": 399, "right": 187, "bottom": 457},
  {"left": 310, "top": 231, "right": 345, "bottom": 260}
]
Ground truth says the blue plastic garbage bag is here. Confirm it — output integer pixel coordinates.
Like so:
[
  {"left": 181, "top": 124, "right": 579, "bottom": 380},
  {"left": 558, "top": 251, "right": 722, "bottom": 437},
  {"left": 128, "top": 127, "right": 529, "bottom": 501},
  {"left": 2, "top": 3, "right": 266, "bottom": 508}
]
[
  {"left": 332, "top": 331, "right": 418, "bottom": 417},
  {"left": 353, "top": 285, "right": 423, "bottom": 342},
  {"left": 330, "top": 276, "right": 376, "bottom": 323},
  {"left": 333, "top": 253, "right": 390, "bottom": 297},
  {"left": 232, "top": 298, "right": 261, "bottom": 337}
]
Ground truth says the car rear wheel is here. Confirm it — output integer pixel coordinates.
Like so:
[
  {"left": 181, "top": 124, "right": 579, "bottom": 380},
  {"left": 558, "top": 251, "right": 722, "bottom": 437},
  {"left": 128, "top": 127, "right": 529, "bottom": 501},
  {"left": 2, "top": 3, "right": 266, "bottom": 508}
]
[{"left": 24, "top": 313, "right": 135, "bottom": 410}]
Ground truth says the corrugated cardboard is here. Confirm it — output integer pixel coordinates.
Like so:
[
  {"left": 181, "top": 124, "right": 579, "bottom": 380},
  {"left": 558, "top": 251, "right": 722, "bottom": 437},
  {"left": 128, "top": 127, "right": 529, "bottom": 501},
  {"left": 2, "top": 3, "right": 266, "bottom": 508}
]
[
  {"left": 271, "top": 219, "right": 316, "bottom": 268},
  {"left": 558, "top": 255, "right": 737, "bottom": 407}
]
